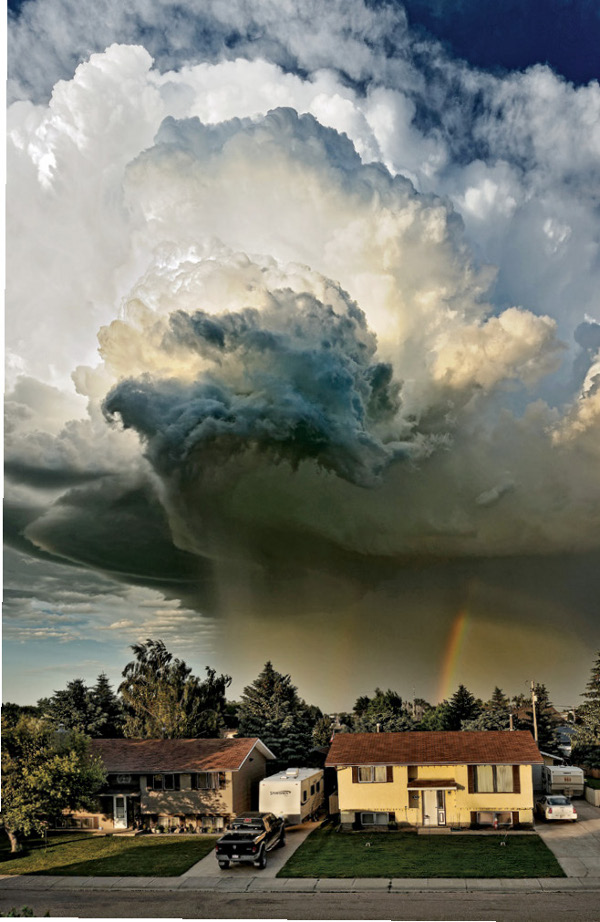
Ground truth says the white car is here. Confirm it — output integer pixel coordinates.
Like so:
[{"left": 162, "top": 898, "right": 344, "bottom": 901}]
[{"left": 536, "top": 795, "right": 577, "bottom": 822}]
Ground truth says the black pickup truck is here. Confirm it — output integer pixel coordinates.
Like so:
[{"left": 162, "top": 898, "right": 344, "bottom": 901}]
[{"left": 214, "top": 812, "right": 286, "bottom": 869}]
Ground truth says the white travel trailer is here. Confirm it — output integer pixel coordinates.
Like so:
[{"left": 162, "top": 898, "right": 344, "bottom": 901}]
[
  {"left": 259, "top": 767, "right": 325, "bottom": 825},
  {"left": 541, "top": 764, "right": 585, "bottom": 797}
]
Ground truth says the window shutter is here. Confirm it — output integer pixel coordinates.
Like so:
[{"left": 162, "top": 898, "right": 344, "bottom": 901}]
[
  {"left": 386, "top": 765, "right": 393, "bottom": 783},
  {"left": 219, "top": 772, "right": 226, "bottom": 789},
  {"left": 467, "top": 765, "right": 475, "bottom": 793},
  {"left": 175, "top": 775, "right": 181, "bottom": 791},
  {"left": 352, "top": 766, "right": 358, "bottom": 783},
  {"left": 512, "top": 766, "right": 520, "bottom": 794},
  {"left": 190, "top": 774, "right": 197, "bottom": 791}
]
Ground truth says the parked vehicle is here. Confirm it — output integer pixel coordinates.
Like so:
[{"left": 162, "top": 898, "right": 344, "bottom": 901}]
[
  {"left": 214, "top": 812, "right": 286, "bottom": 870},
  {"left": 541, "top": 764, "right": 585, "bottom": 797},
  {"left": 536, "top": 795, "right": 578, "bottom": 822},
  {"left": 259, "top": 767, "right": 324, "bottom": 824}
]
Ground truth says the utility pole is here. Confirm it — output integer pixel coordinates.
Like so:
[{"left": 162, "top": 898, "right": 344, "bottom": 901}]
[{"left": 530, "top": 680, "right": 538, "bottom": 743}]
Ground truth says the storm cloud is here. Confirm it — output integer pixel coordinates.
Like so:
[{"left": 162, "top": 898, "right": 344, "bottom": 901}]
[{"left": 6, "top": 0, "right": 600, "bottom": 705}]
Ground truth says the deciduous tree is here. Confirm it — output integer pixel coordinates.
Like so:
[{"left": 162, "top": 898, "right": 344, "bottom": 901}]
[
  {"left": 0, "top": 716, "right": 105, "bottom": 853},
  {"left": 119, "top": 639, "right": 231, "bottom": 738}
]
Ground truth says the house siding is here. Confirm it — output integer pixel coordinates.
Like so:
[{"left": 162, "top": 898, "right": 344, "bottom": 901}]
[
  {"left": 232, "top": 752, "right": 268, "bottom": 814},
  {"left": 337, "top": 762, "right": 535, "bottom": 828},
  {"left": 140, "top": 772, "right": 234, "bottom": 818}
]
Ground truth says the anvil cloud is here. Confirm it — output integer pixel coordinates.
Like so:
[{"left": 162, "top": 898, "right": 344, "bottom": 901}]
[{"left": 5, "top": 0, "right": 600, "bottom": 706}]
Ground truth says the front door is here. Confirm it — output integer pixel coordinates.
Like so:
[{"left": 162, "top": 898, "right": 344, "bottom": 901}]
[
  {"left": 113, "top": 795, "right": 127, "bottom": 829},
  {"left": 422, "top": 789, "right": 437, "bottom": 826},
  {"left": 422, "top": 790, "right": 446, "bottom": 826}
]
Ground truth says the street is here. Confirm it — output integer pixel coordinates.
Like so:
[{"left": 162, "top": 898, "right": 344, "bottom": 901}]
[{"left": 1, "top": 885, "right": 600, "bottom": 920}]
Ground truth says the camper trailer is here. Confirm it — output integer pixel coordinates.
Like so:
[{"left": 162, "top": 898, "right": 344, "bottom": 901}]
[
  {"left": 259, "top": 768, "right": 324, "bottom": 825},
  {"left": 541, "top": 764, "right": 585, "bottom": 797}
]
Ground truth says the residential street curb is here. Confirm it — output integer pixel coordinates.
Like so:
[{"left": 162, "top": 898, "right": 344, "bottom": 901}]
[{"left": 1, "top": 875, "right": 599, "bottom": 893}]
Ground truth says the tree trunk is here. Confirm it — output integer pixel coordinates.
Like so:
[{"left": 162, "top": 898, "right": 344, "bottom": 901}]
[{"left": 6, "top": 829, "right": 22, "bottom": 853}]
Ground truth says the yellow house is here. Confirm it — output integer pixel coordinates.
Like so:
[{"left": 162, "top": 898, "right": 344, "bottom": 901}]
[
  {"left": 63, "top": 737, "right": 275, "bottom": 833},
  {"left": 326, "top": 731, "right": 543, "bottom": 829}
]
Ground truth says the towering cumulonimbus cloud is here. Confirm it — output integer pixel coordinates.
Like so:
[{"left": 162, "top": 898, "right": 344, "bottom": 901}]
[{"left": 5, "top": 1, "right": 600, "bottom": 702}]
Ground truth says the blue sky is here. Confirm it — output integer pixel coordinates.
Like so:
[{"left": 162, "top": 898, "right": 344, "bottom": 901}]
[
  {"left": 401, "top": 0, "right": 600, "bottom": 85},
  {"left": 5, "top": 0, "right": 600, "bottom": 710}
]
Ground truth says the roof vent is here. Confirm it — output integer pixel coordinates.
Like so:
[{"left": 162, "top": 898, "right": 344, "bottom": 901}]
[{"left": 285, "top": 768, "right": 300, "bottom": 777}]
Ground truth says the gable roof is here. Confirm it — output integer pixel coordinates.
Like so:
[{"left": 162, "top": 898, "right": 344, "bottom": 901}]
[
  {"left": 325, "top": 731, "right": 543, "bottom": 766},
  {"left": 91, "top": 737, "right": 275, "bottom": 772}
]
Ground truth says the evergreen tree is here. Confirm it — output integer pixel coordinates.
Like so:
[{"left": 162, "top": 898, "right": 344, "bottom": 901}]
[
  {"left": 517, "top": 683, "right": 559, "bottom": 752},
  {"left": 236, "top": 662, "right": 315, "bottom": 767},
  {"left": 312, "top": 715, "right": 334, "bottom": 748},
  {"left": 418, "top": 700, "right": 453, "bottom": 730},
  {"left": 352, "top": 688, "right": 416, "bottom": 732},
  {"left": 88, "top": 673, "right": 124, "bottom": 738},
  {"left": 572, "top": 650, "right": 600, "bottom": 768},
  {"left": 445, "top": 685, "right": 482, "bottom": 730},
  {"left": 463, "top": 687, "right": 512, "bottom": 731},
  {"left": 119, "top": 639, "right": 231, "bottom": 738},
  {"left": 38, "top": 679, "right": 97, "bottom": 735}
]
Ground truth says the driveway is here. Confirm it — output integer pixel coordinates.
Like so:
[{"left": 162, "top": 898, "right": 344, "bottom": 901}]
[
  {"left": 181, "top": 818, "right": 318, "bottom": 879},
  {"left": 535, "top": 797, "right": 600, "bottom": 877}
]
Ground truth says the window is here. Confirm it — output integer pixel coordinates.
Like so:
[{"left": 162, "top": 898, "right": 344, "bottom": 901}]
[
  {"left": 191, "top": 772, "right": 220, "bottom": 790},
  {"left": 149, "top": 774, "right": 180, "bottom": 791},
  {"left": 302, "top": 789, "right": 308, "bottom": 804},
  {"left": 316, "top": 780, "right": 321, "bottom": 792},
  {"left": 496, "top": 765, "right": 513, "bottom": 792},
  {"left": 310, "top": 784, "right": 315, "bottom": 795},
  {"left": 358, "top": 766, "right": 387, "bottom": 783},
  {"left": 474, "top": 765, "right": 514, "bottom": 793},
  {"left": 476, "top": 811, "right": 513, "bottom": 827},
  {"left": 360, "top": 812, "right": 388, "bottom": 826}
]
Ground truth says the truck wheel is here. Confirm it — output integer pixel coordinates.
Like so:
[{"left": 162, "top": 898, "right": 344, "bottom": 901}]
[
  {"left": 277, "top": 831, "right": 286, "bottom": 848},
  {"left": 218, "top": 860, "right": 230, "bottom": 870},
  {"left": 255, "top": 849, "right": 267, "bottom": 870}
]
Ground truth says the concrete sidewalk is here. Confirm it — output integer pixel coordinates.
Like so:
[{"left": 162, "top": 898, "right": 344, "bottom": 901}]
[{"left": 0, "top": 875, "right": 599, "bottom": 893}]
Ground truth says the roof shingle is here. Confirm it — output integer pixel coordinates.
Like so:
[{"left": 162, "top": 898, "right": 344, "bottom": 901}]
[
  {"left": 325, "top": 731, "right": 543, "bottom": 766},
  {"left": 90, "top": 737, "right": 269, "bottom": 772}
]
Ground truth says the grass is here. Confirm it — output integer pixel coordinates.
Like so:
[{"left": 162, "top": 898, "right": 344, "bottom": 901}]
[
  {"left": 0, "top": 833, "right": 217, "bottom": 877},
  {"left": 278, "top": 825, "right": 566, "bottom": 879}
]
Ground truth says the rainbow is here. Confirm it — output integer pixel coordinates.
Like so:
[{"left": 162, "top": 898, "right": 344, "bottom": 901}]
[{"left": 437, "top": 608, "right": 469, "bottom": 702}]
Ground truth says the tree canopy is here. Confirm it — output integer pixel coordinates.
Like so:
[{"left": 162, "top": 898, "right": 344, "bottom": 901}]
[
  {"left": 352, "top": 687, "right": 416, "bottom": 732},
  {"left": 0, "top": 715, "right": 106, "bottom": 852},
  {"left": 38, "top": 674, "right": 123, "bottom": 738},
  {"left": 463, "top": 687, "right": 512, "bottom": 731},
  {"left": 119, "top": 639, "right": 231, "bottom": 738},
  {"left": 236, "top": 661, "right": 315, "bottom": 767},
  {"left": 516, "top": 683, "right": 559, "bottom": 752},
  {"left": 572, "top": 650, "right": 600, "bottom": 768}
]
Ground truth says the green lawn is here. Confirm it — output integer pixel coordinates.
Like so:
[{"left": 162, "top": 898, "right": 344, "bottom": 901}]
[
  {"left": 278, "top": 825, "right": 565, "bottom": 878},
  {"left": 0, "top": 833, "right": 217, "bottom": 876}
]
